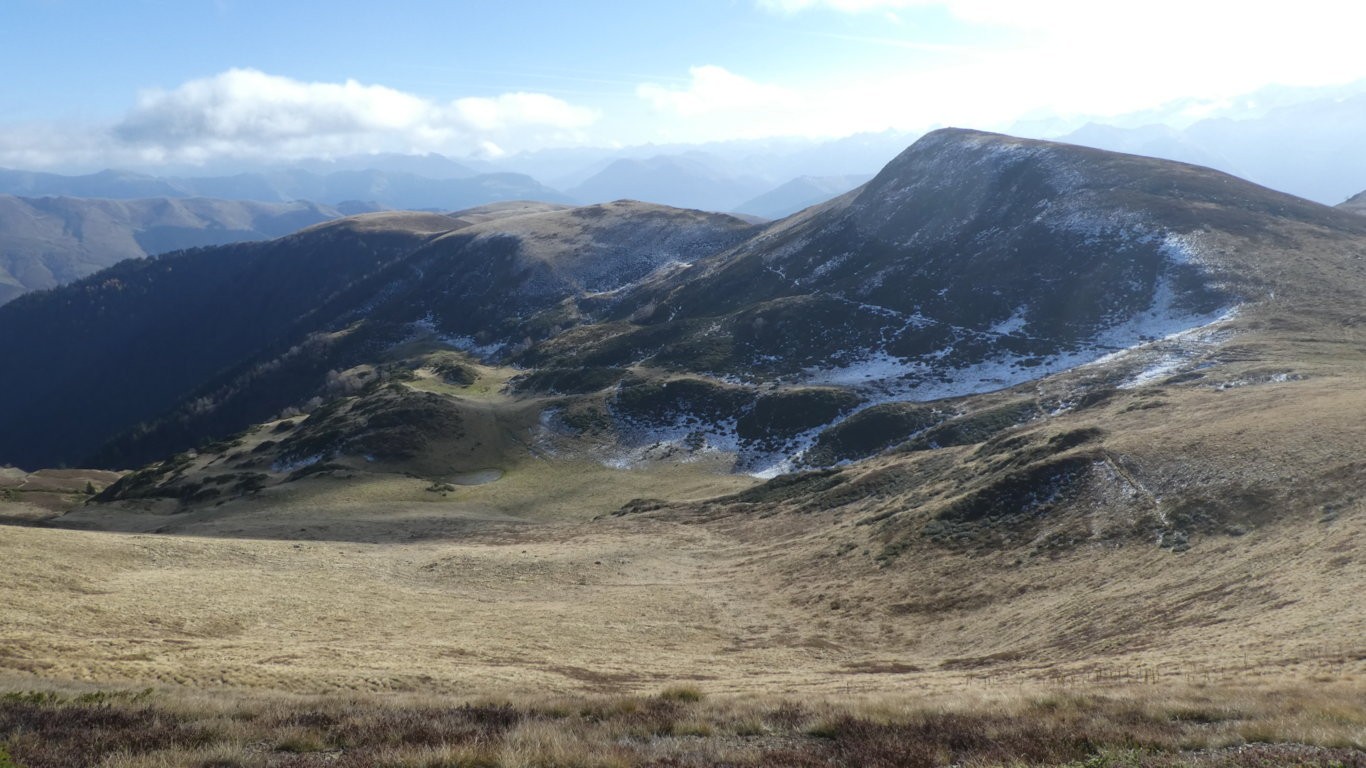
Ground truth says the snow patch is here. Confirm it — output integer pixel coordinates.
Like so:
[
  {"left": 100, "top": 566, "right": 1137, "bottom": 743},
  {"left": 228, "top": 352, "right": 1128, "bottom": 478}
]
[
  {"left": 1117, "top": 355, "right": 1188, "bottom": 390},
  {"left": 1208, "top": 371, "right": 1303, "bottom": 391},
  {"left": 272, "top": 453, "right": 322, "bottom": 473},
  {"left": 408, "top": 312, "right": 508, "bottom": 360},
  {"left": 990, "top": 307, "right": 1028, "bottom": 336},
  {"left": 441, "top": 334, "right": 508, "bottom": 360},
  {"left": 586, "top": 220, "right": 1239, "bottom": 477},
  {"left": 1095, "top": 307, "right": 1239, "bottom": 390}
]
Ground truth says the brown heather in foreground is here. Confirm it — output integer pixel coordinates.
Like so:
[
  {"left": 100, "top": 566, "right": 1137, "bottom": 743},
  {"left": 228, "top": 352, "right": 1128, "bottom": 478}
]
[{"left": 0, "top": 682, "right": 1361, "bottom": 768}]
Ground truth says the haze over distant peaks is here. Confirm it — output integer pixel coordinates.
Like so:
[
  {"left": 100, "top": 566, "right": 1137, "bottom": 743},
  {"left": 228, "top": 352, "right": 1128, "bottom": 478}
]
[
  {"left": 567, "top": 155, "right": 772, "bottom": 212},
  {"left": 734, "top": 174, "right": 872, "bottom": 219},
  {"left": 1057, "top": 89, "right": 1366, "bottom": 204},
  {"left": 0, "top": 166, "right": 568, "bottom": 211},
  {"left": 0, "top": 195, "right": 369, "bottom": 305}
]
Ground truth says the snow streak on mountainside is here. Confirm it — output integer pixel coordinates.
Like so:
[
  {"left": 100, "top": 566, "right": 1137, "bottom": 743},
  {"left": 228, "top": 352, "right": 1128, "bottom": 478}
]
[{"left": 512, "top": 129, "right": 1285, "bottom": 473}]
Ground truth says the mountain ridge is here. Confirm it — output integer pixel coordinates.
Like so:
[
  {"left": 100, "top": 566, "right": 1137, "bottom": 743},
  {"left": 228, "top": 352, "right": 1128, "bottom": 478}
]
[{"left": 4, "top": 128, "right": 1365, "bottom": 491}]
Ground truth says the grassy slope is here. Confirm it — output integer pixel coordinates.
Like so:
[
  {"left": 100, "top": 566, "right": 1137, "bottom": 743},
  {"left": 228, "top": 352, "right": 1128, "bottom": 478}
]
[
  {"left": 1, "top": 138, "right": 1364, "bottom": 764},
  {"left": 1, "top": 215, "right": 1363, "bottom": 698}
]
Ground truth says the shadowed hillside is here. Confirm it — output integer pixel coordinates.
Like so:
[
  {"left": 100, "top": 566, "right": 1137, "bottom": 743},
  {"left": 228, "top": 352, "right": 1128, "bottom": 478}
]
[{"left": 0, "top": 195, "right": 373, "bottom": 304}]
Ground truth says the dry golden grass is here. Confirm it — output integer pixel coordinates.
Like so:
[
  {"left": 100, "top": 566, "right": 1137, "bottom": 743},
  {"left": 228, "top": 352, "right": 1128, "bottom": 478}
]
[
  {"left": 1, "top": 328, "right": 1364, "bottom": 696},
  {"left": 0, "top": 679, "right": 1360, "bottom": 767},
  {"left": 0, "top": 454, "right": 1360, "bottom": 700},
  {"left": 2, "top": 220, "right": 1365, "bottom": 763}
]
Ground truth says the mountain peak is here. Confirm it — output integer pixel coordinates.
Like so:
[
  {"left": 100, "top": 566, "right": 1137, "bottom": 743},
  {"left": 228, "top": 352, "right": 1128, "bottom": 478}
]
[{"left": 5, "top": 132, "right": 1366, "bottom": 478}]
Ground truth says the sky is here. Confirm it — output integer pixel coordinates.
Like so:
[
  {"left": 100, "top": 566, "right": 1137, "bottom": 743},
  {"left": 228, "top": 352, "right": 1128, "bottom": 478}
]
[{"left": 4, "top": 0, "right": 1366, "bottom": 171}]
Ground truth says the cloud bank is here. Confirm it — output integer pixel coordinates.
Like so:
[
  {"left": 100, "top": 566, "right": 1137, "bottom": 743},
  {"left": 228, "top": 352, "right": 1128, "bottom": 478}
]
[
  {"left": 638, "top": 66, "right": 799, "bottom": 118},
  {"left": 1, "top": 69, "right": 598, "bottom": 169},
  {"left": 7, "top": 2, "right": 1366, "bottom": 170},
  {"left": 679, "top": 0, "right": 1366, "bottom": 144}
]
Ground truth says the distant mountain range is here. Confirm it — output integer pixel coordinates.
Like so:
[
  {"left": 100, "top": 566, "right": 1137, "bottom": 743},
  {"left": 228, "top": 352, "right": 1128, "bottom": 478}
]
[
  {"left": 734, "top": 174, "right": 872, "bottom": 219},
  {"left": 9, "top": 92, "right": 1366, "bottom": 308},
  {"left": 1057, "top": 90, "right": 1366, "bottom": 205},
  {"left": 568, "top": 155, "right": 772, "bottom": 212},
  {"left": 0, "top": 144, "right": 899, "bottom": 304},
  {"left": 0, "top": 167, "right": 570, "bottom": 211},
  {"left": 0, "top": 195, "right": 372, "bottom": 305},
  {"left": 1, "top": 131, "right": 915, "bottom": 216},
  {"left": 0, "top": 157, "right": 886, "bottom": 229}
]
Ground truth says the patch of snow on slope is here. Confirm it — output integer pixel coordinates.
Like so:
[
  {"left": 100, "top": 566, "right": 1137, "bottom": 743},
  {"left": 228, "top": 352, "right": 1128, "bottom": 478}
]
[
  {"left": 803, "top": 230, "right": 1233, "bottom": 401},
  {"left": 1089, "top": 306, "right": 1238, "bottom": 390},
  {"left": 593, "top": 225, "right": 1239, "bottom": 476},
  {"left": 742, "top": 423, "right": 833, "bottom": 479},
  {"left": 600, "top": 415, "right": 740, "bottom": 470},
  {"left": 580, "top": 258, "right": 693, "bottom": 298},
  {"left": 1117, "top": 355, "right": 1189, "bottom": 389},
  {"left": 272, "top": 453, "right": 322, "bottom": 473},
  {"left": 1207, "top": 371, "right": 1303, "bottom": 391},
  {"left": 408, "top": 312, "right": 508, "bottom": 360},
  {"left": 1159, "top": 231, "right": 1207, "bottom": 266},
  {"left": 442, "top": 335, "right": 507, "bottom": 360},
  {"left": 991, "top": 307, "right": 1028, "bottom": 335}
]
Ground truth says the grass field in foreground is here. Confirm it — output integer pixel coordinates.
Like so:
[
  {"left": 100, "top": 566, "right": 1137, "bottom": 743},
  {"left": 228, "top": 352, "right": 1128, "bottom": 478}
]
[{"left": 0, "top": 680, "right": 1361, "bottom": 767}]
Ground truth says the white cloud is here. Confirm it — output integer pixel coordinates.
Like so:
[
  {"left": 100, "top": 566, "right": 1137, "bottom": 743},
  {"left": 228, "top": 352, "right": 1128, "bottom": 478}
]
[
  {"left": 744, "top": 0, "right": 1366, "bottom": 135},
  {"left": 115, "top": 69, "right": 432, "bottom": 147},
  {"left": 757, "top": 0, "right": 924, "bottom": 12},
  {"left": 0, "top": 122, "right": 113, "bottom": 171},
  {"left": 9, "top": 4, "right": 1366, "bottom": 170},
  {"left": 454, "top": 92, "right": 596, "bottom": 132},
  {"left": 0, "top": 69, "right": 599, "bottom": 169},
  {"left": 637, "top": 65, "right": 800, "bottom": 118},
  {"left": 632, "top": 63, "right": 961, "bottom": 143}
]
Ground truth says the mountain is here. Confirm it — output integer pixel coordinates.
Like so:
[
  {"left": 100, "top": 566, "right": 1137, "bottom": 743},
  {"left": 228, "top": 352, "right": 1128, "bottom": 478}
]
[
  {"left": 1339, "top": 189, "right": 1366, "bottom": 216},
  {"left": 286, "top": 152, "right": 477, "bottom": 179},
  {"left": 0, "top": 168, "right": 186, "bottom": 199},
  {"left": 0, "top": 167, "right": 568, "bottom": 211},
  {"left": 521, "top": 129, "right": 1362, "bottom": 471},
  {"left": 1058, "top": 90, "right": 1366, "bottom": 204},
  {"left": 0, "top": 201, "right": 754, "bottom": 469},
  {"left": 567, "top": 155, "right": 772, "bottom": 212},
  {"left": 4, "top": 129, "right": 1366, "bottom": 710},
  {"left": 5, "top": 128, "right": 1366, "bottom": 510},
  {"left": 223, "top": 169, "right": 571, "bottom": 210},
  {"left": 734, "top": 174, "right": 872, "bottom": 219},
  {"left": 0, "top": 195, "right": 367, "bottom": 305},
  {"left": 482, "top": 131, "right": 914, "bottom": 191},
  {"left": 0, "top": 211, "right": 472, "bottom": 469},
  {"left": 1058, "top": 123, "right": 1239, "bottom": 176}
]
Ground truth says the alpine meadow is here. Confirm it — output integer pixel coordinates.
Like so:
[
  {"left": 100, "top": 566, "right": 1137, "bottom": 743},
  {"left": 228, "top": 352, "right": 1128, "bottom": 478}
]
[{"left": 0, "top": 3, "right": 1363, "bottom": 766}]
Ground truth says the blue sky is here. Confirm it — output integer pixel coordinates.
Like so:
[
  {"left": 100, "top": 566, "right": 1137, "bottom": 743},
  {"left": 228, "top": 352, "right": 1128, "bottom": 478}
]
[
  {"left": 4, "top": 0, "right": 1366, "bottom": 169},
  {"left": 3, "top": 2, "right": 974, "bottom": 111}
]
